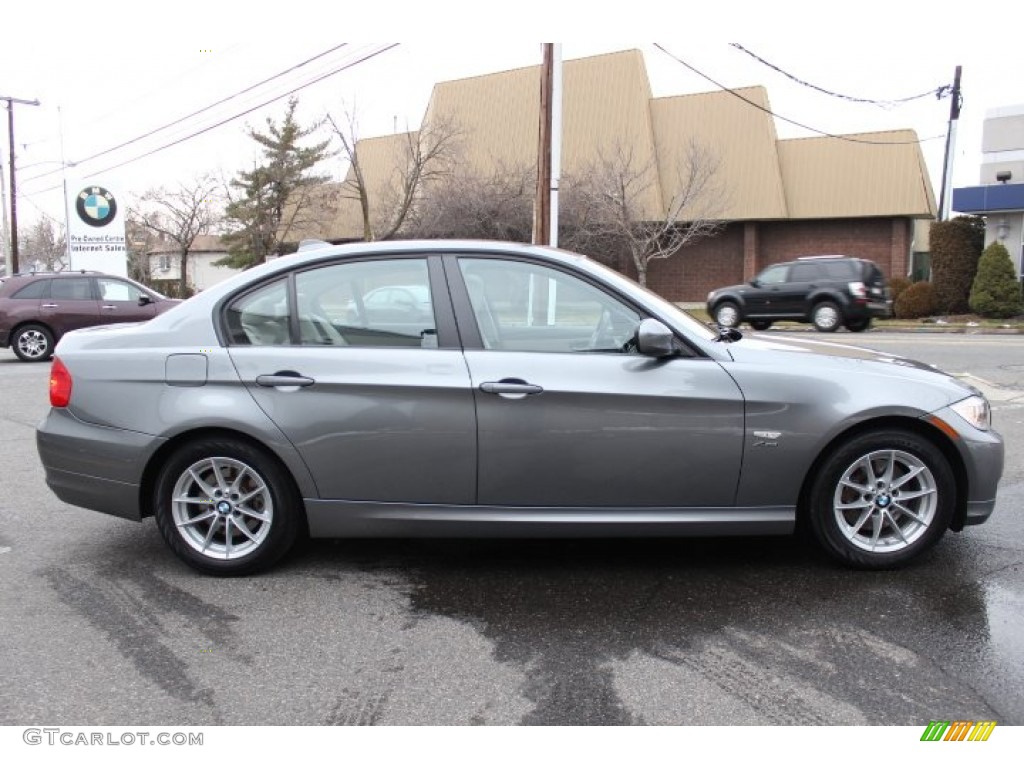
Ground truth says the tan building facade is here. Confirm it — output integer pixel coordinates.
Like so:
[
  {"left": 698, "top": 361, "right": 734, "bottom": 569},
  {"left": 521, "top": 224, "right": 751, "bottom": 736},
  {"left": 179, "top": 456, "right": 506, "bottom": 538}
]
[{"left": 292, "top": 50, "right": 937, "bottom": 301}]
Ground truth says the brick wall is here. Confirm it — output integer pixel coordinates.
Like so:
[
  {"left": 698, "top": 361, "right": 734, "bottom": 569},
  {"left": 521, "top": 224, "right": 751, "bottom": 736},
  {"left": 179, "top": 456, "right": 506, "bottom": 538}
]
[{"left": 642, "top": 217, "right": 914, "bottom": 301}]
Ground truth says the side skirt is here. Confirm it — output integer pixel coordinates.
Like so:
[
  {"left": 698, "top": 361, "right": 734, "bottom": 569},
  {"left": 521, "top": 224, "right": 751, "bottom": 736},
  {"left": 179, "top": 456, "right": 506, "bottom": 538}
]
[{"left": 305, "top": 500, "right": 795, "bottom": 538}]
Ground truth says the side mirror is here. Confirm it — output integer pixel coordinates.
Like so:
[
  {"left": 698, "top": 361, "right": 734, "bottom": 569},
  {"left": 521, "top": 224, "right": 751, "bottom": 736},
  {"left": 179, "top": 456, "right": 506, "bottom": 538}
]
[
  {"left": 636, "top": 318, "right": 676, "bottom": 358},
  {"left": 138, "top": 294, "right": 153, "bottom": 306},
  {"left": 749, "top": 279, "right": 760, "bottom": 287}
]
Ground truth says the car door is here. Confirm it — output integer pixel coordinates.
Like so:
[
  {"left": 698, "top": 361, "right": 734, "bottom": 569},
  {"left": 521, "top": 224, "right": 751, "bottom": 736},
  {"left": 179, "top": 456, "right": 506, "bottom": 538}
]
[
  {"left": 776, "top": 261, "right": 820, "bottom": 316},
  {"left": 448, "top": 254, "right": 744, "bottom": 508},
  {"left": 224, "top": 255, "right": 476, "bottom": 504},
  {"left": 744, "top": 263, "right": 790, "bottom": 317},
  {"left": 95, "top": 277, "right": 159, "bottom": 324},
  {"left": 39, "top": 277, "right": 99, "bottom": 337}
]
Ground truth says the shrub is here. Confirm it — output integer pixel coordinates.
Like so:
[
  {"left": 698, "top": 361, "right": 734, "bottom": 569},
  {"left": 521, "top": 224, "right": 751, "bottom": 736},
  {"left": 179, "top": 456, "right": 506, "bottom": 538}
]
[
  {"left": 888, "top": 276, "right": 912, "bottom": 304},
  {"left": 929, "top": 216, "right": 984, "bottom": 314},
  {"left": 894, "top": 280, "right": 937, "bottom": 319},
  {"left": 969, "top": 241, "right": 1023, "bottom": 318}
]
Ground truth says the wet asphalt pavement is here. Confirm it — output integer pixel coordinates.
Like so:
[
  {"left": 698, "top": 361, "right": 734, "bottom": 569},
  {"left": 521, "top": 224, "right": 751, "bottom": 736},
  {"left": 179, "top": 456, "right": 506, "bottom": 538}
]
[{"left": 1, "top": 332, "right": 1022, "bottom": 726}]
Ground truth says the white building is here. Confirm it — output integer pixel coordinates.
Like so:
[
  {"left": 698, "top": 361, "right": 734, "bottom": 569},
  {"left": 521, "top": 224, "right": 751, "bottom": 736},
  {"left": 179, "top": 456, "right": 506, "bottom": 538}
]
[{"left": 147, "top": 234, "right": 240, "bottom": 292}]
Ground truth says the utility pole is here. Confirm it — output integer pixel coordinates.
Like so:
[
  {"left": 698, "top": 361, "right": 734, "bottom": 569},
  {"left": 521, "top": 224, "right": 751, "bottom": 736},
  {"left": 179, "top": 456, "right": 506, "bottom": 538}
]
[
  {"left": 533, "top": 44, "right": 553, "bottom": 245},
  {"left": 937, "top": 66, "right": 962, "bottom": 221},
  {"left": 2, "top": 95, "right": 42, "bottom": 274}
]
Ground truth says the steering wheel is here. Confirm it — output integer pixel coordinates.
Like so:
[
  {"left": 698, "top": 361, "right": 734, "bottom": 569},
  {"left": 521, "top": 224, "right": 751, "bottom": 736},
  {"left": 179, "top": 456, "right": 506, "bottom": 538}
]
[{"left": 587, "top": 308, "right": 617, "bottom": 351}]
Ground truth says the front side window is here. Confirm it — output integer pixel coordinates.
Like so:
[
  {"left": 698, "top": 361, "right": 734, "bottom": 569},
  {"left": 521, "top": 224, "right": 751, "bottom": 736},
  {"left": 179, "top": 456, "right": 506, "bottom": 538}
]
[
  {"left": 295, "top": 258, "right": 435, "bottom": 348},
  {"left": 458, "top": 258, "right": 640, "bottom": 353},
  {"left": 97, "top": 278, "right": 145, "bottom": 302},
  {"left": 756, "top": 264, "right": 790, "bottom": 285}
]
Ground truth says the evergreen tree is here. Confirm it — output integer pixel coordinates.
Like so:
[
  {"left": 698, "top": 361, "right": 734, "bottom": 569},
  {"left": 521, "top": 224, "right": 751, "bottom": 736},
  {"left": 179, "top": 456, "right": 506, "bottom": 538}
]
[
  {"left": 969, "top": 240, "right": 1023, "bottom": 318},
  {"left": 930, "top": 216, "right": 985, "bottom": 314},
  {"left": 221, "top": 98, "right": 331, "bottom": 269}
]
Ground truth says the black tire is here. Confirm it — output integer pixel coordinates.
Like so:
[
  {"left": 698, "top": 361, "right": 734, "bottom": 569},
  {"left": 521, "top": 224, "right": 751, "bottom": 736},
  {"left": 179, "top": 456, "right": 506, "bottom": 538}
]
[
  {"left": 12, "top": 323, "right": 54, "bottom": 362},
  {"left": 811, "top": 301, "right": 842, "bottom": 332},
  {"left": 749, "top": 319, "right": 773, "bottom": 331},
  {"left": 713, "top": 301, "right": 741, "bottom": 328},
  {"left": 807, "top": 429, "right": 955, "bottom": 569},
  {"left": 153, "top": 437, "right": 303, "bottom": 576},
  {"left": 845, "top": 318, "right": 872, "bottom": 332}
]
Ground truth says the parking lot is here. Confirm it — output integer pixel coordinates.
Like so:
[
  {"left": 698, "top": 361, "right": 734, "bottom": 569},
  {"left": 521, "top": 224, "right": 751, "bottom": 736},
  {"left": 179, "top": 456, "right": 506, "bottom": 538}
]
[{"left": 1, "top": 332, "right": 1023, "bottom": 726}]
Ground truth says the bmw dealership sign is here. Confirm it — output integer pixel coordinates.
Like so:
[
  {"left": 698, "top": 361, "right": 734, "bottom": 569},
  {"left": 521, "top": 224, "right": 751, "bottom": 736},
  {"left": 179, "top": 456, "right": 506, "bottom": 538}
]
[{"left": 66, "top": 183, "right": 128, "bottom": 276}]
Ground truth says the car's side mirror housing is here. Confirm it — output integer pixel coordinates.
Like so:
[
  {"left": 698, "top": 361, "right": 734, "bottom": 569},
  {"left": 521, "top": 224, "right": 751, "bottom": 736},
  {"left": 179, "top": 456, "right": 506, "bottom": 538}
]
[
  {"left": 138, "top": 295, "right": 153, "bottom": 306},
  {"left": 636, "top": 318, "right": 676, "bottom": 358}
]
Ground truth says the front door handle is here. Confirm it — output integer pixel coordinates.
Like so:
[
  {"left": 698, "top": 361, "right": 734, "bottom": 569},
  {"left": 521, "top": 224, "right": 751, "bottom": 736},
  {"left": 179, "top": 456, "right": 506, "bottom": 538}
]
[
  {"left": 256, "top": 373, "right": 315, "bottom": 388},
  {"left": 480, "top": 380, "right": 543, "bottom": 396}
]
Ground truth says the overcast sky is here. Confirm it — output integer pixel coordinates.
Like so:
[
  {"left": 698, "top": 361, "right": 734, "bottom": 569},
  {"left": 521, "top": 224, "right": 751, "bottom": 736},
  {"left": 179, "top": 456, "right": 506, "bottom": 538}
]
[{"left": 4, "top": 1, "right": 1022, "bottom": 232}]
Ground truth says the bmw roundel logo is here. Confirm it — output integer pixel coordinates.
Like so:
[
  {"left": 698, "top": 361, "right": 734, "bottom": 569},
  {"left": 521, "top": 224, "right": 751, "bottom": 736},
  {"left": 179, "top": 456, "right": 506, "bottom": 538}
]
[{"left": 75, "top": 186, "right": 118, "bottom": 227}]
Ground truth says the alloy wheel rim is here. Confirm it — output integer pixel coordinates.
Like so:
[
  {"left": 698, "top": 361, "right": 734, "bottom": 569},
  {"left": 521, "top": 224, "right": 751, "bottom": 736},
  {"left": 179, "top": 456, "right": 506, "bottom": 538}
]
[
  {"left": 832, "top": 449, "right": 937, "bottom": 552},
  {"left": 17, "top": 330, "right": 48, "bottom": 359},
  {"left": 171, "top": 457, "right": 273, "bottom": 560},
  {"left": 815, "top": 306, "right": 839, "bottom": 329},
  {"left": 717, "top": 306, "right": 738, "bottom": 327}
]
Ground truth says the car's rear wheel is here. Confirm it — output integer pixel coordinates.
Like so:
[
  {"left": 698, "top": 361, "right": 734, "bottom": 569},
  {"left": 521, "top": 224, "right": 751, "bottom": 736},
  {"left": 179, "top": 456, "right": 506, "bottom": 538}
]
[
  {"left": 811, "top": 301, "right": 841, "bottom": 332},
  {"left": 153, "top": 437, "right": 302, "bottom": 576},
  {"left": 845, "top": 318, "right": 872, "bottom": 332},
  {"left": 807, "top": 430, "right": 954, "bottom": 569},
  {"left": 748, "top": 319, "right": 773, "bottom": 331},
  {"left": 12, "top": 323, "right": 54, "bottom": 362},
  {"left": 714, "top": 301, "right": 741, "bottom": 328}
]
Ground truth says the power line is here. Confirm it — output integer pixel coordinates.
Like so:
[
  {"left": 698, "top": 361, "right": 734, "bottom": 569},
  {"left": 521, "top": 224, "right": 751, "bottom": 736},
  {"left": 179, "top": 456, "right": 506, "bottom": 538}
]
[
  {"left": 24, "top": 44, "right": 399, "bottom": 196},
  {"left": 653, "top": 44, "right": 945, "bottom": 146},
  {"left": 730, "top": 43, "right": 951, "bottom": 106},
  {"left": 22, "top": 42, "right": 356, "bottom": 185}
]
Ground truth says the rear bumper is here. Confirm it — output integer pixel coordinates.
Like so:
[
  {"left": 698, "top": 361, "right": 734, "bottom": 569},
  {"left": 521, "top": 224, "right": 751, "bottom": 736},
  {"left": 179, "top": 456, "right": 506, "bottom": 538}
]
[
  {"left": 36, "top": 407, "right": 163, "bottom": 521},
  {"left": 0, "top": 328, "right": 9, "bottom": 347}
]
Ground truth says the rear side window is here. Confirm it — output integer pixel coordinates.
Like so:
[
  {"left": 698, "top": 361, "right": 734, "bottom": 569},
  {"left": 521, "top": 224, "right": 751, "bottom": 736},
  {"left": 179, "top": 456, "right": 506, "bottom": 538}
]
[
  {"left": 51, "top": 278, "right": 94, "bottom": 300},
  {"left": 821, "top": 261, "right": 857, "bottom": 279},
  {"left": 225, "top": 279, "right": 291, "bottom": 346},
  {"left": 12, "top": 280, "right": 51, "bottom": 299},
  {"left": 790, "top": 263, "right": 822, "bottom": 281}
]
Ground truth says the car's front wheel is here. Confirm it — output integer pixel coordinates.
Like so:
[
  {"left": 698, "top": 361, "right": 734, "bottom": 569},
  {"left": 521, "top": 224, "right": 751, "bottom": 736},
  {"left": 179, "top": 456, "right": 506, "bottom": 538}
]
[
  {"left": 153, "top": 437, "right": 303, "bottom": 576},
  {"left": 713, "top": 301, "right": 741, "bottom": 328},
  {"left": 807, "top": 430, "right": 955, "bottom": 569},
  {"left": 12, "top": 323, "right": 54, "bottom": 362}
]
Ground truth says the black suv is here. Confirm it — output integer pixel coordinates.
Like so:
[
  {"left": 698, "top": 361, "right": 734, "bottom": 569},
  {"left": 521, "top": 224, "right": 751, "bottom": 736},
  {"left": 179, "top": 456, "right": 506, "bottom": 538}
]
[
  {"left": 706, "top": 255, "right": 890, "bottom": 332},
  {"left": 0, "top": 271, "right": 179, "bottom": 362}
]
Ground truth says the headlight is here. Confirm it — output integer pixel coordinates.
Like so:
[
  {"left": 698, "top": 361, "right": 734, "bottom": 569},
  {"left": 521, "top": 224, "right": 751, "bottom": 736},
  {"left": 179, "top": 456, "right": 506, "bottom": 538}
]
[
  {"left": 707, "top": 291, "right": 716, "bottom": 302},
  {"left": 950, "top": 395, "right": 991, "bottom": 432}
]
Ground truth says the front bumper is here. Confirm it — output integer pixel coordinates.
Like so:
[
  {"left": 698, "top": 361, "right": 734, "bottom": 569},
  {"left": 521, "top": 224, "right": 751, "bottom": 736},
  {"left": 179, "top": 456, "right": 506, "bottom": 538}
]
[
  {"left": 36, "top": 407, "right": 164, "bottom": 521},
  {"left": 0, "top": 328, "right": 9, "bottom": 348}
]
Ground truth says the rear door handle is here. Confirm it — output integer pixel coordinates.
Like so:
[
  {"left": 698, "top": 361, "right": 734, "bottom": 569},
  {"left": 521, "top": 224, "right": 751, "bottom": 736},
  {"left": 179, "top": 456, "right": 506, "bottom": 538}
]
[
  {"left": 480, "top": 380, "right": 543, "bottom": 396},
  {"left": 256, "top": 373, "right": 315, "bottom": 388},
  {"left": 102, "top": 305, "right": 118, "bottom": 310},
  {"left": 42, "top": 303, "right": 58, "bottom": 308}
]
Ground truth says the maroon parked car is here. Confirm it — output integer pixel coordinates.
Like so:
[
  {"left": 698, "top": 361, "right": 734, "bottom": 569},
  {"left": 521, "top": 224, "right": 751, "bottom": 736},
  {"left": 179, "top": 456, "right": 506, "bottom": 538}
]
[{"left": 0, "top": 271, "right": 180, "bottom": 362}]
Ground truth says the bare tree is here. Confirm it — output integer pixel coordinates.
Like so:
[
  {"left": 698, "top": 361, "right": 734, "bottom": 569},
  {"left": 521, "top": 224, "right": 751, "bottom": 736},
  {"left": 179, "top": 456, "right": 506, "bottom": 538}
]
[
  {"left": 18, "top": 218, "right": 67, "bottom": 272},
  {"left": 403, "top": 159, "right": 534, "bottom": 242},
  {"left": 564, "top": 139, "right": 728, "bottom": 287},
  {"left": 327, "top": 106, "right": 462, "bottom": 241},
  {"left": 135, "top": 175, "right": 220, "bottom": 296}
]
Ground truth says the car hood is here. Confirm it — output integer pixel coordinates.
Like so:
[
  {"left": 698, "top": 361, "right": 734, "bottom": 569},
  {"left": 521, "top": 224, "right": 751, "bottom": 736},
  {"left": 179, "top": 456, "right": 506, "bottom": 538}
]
[{"left": 722, "top": 333, "right": 979, "bottom": 404}]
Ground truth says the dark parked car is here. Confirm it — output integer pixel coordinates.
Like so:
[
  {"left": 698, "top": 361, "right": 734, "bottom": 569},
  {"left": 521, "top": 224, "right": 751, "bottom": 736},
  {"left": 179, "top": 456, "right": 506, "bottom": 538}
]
[
  {"left": 0, "top": 271, "right": 179, "bottom": 362},
  {"left": 36, "top": 240, "right": 1002, "bottom": 576},
  {"left": 706, "top": 255, "right": 890, "bottom": 332}
]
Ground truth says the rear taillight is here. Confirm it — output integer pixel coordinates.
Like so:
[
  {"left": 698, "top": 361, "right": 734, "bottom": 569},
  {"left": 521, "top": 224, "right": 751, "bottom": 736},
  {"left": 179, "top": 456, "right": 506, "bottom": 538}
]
[
  {"left": 49, "top": 357, "right": 72, "bottom": 407},
  {"left": 848, "top": 281, "right": 867, "bottom": 299}
]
